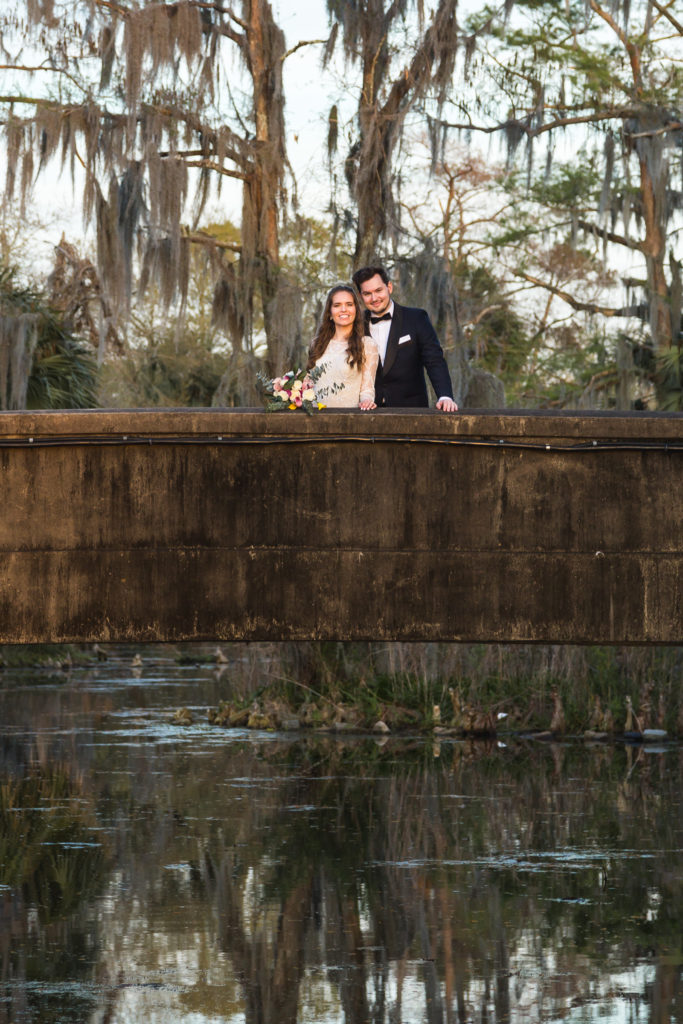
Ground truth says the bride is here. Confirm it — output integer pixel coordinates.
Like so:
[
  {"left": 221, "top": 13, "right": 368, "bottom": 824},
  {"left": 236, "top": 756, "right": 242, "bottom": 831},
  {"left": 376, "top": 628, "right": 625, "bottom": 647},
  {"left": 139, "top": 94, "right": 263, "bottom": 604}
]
[{"left": 307, "top": 284, "right": 378, "bottom": 409}]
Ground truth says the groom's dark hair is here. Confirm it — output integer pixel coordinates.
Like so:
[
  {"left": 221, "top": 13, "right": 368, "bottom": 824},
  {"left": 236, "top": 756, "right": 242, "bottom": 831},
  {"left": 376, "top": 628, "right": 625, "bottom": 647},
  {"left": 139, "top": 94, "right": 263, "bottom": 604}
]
[{"left": 352, "top": 265, "right": 390, "bottom": 289}]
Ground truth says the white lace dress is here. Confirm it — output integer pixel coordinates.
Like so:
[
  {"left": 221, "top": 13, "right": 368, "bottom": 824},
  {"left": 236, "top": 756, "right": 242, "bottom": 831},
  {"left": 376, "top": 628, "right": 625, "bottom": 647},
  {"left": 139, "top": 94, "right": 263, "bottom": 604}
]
[{"left": 312, "top": 337, "right": 379, "bottom": 407}]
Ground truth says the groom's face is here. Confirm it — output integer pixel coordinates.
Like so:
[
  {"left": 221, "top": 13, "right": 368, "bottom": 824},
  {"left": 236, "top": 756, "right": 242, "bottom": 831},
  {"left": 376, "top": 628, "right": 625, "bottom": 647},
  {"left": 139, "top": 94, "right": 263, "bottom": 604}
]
[{"left": 359, "top": 274, "right": 393, "bottom": 316}]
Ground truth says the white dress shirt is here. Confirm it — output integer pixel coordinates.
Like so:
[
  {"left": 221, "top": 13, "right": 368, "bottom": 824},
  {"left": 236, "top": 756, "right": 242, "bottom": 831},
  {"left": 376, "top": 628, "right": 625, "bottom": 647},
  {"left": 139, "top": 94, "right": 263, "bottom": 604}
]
[{"left": 367, "top": 300, "right": 394, "bottom": 365}]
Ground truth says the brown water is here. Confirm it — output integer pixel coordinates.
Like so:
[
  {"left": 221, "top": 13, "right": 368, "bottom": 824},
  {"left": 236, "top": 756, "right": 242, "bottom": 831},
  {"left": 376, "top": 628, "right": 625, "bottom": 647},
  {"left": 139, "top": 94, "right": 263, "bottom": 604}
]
[{"left": 1, "top": 650, "right": 682, "bottom": 1023}]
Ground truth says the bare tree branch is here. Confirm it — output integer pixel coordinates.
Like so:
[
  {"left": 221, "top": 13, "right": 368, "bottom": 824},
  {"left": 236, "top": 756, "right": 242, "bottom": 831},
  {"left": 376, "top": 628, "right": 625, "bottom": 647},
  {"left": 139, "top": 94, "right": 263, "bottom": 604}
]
[
  {"left": 0, "top": 64, "right": 59, "bottom": 72},
  {"left": 651, "top": 0, "right": 683, "bottom": 35},
  {"left": 150, "top": 104, "right": 252, "bottom": 169},
  {"left": 93, "top": 0, "right": 128, "bottom": 14},
  {"left": 514, "top": 270, "right": 644, "bottom": 318},
  {"left": 183, "top": 229, "right": 241, "bottom": 253},
  {"left": 577, "top": 219, "right": 644, "bottom": 253},
  {"left": 589, "top": 0, "right": 642, "bottom": 88},
  {"left": 0, "top": 95, "right": 60, "bottom": 107},
  {"left": 281, "top": 39, "right": 326, "bottom": 62},
  {"left": 183, "top": 158, "right": 249, "bottom": 180},
  {"left": 463, "top": 305, "right": 503, "bottom": 328},
  {"left": 192, "top": 2, "right": 249, "bottom": 31},
  {"left": 626, "top": 120, "right": 683, "bottom": 138},
  {"left": 439, "top": 108, "right": 635, "bottom": 138},
  {"left": 208, "top": 21, "right": 246, "bottom": 49}
]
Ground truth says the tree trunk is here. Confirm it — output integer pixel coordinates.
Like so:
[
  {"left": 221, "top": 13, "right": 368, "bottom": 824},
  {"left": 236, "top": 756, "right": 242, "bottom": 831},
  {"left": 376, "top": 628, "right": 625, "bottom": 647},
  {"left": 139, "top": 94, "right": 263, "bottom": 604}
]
[
  {"left": 342, "top": 0, "right": 458, "bottom": 265},
  {"left": 638, "top": 150, "right": 672, "bottom": 348},
  {"left": 241, "top": 0, "right": 301, "bottom": 375}
]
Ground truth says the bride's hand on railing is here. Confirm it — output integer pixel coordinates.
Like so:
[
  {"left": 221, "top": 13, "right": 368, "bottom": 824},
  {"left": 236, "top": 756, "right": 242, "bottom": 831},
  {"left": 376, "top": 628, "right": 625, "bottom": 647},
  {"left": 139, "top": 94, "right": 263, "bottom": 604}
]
[{"left": 359, "top": 399, "right": 377, "bottom": 410}]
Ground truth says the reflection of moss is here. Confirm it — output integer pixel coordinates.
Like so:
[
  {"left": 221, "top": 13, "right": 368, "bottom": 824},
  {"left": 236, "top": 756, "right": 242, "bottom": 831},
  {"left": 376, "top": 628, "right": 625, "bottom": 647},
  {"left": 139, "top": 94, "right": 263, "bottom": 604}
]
[{"left": 0, "top": 767, "right": 110, "bottom": 922}]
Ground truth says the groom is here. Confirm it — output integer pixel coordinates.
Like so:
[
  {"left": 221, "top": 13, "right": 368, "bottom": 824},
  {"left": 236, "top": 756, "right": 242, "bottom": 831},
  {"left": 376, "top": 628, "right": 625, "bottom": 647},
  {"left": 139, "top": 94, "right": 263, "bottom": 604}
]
[{"left": 352, "top": 265, "right": 458, "bottom": 411}]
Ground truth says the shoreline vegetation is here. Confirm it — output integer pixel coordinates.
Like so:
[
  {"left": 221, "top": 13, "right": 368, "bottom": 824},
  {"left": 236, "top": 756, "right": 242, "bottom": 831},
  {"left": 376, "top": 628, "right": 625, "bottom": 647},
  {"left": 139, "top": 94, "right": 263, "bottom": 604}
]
[{"left": 2, "top": 641, "right": 682, "bottom": 741}]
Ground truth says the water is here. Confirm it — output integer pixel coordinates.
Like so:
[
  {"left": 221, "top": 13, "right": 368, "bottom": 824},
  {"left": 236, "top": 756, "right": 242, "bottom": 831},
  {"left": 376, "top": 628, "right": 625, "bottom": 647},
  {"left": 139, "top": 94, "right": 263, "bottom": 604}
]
[{"left": 1, "top": 651, "right": 682, "bottom": 1023}]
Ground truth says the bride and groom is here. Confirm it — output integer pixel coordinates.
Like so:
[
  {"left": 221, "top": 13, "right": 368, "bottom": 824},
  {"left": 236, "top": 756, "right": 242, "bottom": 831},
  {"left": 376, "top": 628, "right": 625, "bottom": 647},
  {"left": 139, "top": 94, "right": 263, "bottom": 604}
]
[{"left": 307, "top": 265, "right": 458, "bottom": 412}]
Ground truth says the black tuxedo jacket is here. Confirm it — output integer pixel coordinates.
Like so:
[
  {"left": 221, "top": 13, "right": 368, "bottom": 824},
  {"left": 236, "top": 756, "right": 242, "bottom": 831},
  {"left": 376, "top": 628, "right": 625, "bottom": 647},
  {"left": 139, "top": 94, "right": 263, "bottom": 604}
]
[{"left": 368, "top": 302, "right": 454, "bottom": 408}]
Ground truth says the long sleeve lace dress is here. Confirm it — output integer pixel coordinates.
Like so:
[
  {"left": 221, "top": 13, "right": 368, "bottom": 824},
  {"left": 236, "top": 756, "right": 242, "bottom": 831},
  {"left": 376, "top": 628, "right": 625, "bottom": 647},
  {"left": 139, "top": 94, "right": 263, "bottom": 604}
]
[{"left": 312, "top": 337, "right": 379, "bottom": 407}]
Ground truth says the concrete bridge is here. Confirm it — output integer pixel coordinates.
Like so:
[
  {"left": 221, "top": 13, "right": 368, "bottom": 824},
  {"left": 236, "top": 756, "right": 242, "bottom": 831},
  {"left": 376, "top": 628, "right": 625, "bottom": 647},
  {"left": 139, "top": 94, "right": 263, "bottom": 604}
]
[{"left": 0, "top": 409, "right": 681, "bottom": 644}]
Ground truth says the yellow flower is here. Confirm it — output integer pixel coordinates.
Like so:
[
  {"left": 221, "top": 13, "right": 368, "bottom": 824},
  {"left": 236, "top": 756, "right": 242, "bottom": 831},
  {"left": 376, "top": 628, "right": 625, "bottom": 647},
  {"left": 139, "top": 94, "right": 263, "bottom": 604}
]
[
  {"left": 289, "top": 403, "right": 297, "bottom": 410},
  {"left": 317, "top": 402, "right": 326, "bottom": 410}
]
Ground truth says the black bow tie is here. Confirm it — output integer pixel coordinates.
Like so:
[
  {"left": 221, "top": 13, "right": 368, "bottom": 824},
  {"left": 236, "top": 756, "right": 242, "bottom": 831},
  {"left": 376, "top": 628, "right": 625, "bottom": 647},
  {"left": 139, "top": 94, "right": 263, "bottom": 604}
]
[{"left": 370, "top": 312, "right": 392, "bottom": 324}]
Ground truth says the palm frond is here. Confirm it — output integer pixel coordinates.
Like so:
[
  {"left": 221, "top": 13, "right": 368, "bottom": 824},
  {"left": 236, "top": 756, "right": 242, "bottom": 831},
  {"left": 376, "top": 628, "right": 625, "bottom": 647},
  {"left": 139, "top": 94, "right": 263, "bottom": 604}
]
[
  {"left": 1, "top": 260, "right": 99, "bottom": 409},
  {"left": 27, "top": 338, "right": 99, "bottom": 409}
]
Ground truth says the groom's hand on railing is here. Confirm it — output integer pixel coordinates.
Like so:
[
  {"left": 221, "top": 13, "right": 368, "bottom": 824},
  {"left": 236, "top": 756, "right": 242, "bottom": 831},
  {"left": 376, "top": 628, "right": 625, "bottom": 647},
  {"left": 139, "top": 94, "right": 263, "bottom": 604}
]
[{"left": 436, "top": 397, "right": 458, "bottom": 412}]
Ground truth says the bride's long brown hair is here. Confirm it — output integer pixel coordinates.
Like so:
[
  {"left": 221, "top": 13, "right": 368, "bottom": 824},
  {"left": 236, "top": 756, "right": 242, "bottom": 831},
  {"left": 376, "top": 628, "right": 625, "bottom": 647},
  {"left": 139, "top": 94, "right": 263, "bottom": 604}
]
[{"left": 306, "top": 284, "right": 366, "bottom": 371}]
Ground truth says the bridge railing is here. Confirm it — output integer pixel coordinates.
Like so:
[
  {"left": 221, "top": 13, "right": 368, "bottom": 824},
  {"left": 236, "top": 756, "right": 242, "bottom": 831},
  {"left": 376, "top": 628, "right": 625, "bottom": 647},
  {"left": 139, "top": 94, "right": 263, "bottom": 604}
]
[{"left": 1, "top": 408, "right": 681, "bottom": 643}]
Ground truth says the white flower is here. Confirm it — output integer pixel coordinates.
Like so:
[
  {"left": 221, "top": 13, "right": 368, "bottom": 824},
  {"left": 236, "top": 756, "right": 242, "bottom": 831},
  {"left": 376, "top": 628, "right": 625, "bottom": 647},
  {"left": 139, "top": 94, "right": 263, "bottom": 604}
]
[{"left": 302, "top": 388, "right": 315, "bottom": 401}]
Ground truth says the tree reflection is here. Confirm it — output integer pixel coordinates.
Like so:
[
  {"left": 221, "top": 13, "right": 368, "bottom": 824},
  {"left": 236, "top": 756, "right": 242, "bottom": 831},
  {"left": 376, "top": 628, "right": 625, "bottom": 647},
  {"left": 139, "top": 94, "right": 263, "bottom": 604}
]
[
  {"left": 207, "top": 849, "right": 313, "bottom": 1024},
  {"left": 199, "top": 739, "right": 683, "bottom": 1023},
  {"left": 0, "top": 764, "right": 111, "bottom": 1024},
  {"left": 1, "top": 664, "right": 681, "bottom": 1023}
]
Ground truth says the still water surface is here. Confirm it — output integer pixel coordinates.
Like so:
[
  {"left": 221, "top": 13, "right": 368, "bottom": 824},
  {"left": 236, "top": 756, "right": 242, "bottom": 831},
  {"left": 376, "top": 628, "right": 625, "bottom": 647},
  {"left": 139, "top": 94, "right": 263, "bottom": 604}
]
[{"left": 1, "top": 650, "right": 682, "bottom": 1023}]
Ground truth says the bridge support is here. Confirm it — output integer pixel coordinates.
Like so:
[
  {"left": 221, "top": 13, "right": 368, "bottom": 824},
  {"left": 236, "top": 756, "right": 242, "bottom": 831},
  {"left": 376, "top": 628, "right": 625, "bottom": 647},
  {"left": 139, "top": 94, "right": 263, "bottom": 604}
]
[{"left": 0, "top": 409, "right": 681, "bottom": 643}]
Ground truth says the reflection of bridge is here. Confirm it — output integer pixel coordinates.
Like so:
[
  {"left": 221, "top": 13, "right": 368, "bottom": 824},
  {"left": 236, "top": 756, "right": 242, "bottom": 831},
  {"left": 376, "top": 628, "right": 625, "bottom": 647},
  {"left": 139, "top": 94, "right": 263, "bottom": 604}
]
[{"left": 1, "top": 409, "right": 681, "bottom": 644}]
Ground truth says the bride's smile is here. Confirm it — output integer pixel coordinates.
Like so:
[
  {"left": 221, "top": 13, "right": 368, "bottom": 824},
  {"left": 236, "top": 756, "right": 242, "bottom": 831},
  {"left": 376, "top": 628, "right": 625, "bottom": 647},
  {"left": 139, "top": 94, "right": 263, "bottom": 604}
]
[{"left": 330, "top": 294, "right": 356, "bottom": 331}]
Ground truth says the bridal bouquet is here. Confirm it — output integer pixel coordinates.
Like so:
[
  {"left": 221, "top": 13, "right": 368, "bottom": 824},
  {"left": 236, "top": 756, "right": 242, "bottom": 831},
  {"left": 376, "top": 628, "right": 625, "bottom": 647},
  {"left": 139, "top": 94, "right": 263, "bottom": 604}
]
[{"left": 256, "top": 366, "right": 325, "bottom": 414}]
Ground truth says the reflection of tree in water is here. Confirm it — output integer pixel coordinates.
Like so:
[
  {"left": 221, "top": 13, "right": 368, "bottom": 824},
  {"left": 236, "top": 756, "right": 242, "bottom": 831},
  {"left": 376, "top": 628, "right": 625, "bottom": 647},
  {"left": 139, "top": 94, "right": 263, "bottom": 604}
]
[
  {"left": 0, "top": 763, "right": 111, "bottom": 1024},
  {"left": 209, "top": 855, "right": 312, "bottom": 1024},
  {"left": 203, "top": 740, "right": 683, "bottom": 1023},
  {"left": 3, "top": 679, "right": 681, "bottom": 1024}
]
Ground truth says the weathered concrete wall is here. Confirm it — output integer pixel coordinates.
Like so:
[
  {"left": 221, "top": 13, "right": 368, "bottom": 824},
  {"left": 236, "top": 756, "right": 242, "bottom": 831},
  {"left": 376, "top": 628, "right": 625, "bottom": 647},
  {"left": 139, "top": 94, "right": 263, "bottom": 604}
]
[{"left": 0, "top": 409, "right": 681, "bottom": 643}]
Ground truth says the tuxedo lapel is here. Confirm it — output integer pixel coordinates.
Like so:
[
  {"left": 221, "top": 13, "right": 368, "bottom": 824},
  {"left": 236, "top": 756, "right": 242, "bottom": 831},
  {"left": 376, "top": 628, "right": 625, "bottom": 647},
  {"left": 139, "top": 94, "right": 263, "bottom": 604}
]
[{"left": 381, "top": 303, "right": 403, "bottom": 376}]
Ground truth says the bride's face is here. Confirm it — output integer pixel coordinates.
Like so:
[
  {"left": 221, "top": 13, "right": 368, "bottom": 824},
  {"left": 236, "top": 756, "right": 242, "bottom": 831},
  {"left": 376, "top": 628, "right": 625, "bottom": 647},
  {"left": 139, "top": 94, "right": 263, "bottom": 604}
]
[{"left": 330, "top": 291, "right": 357, "bottom": 330}]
